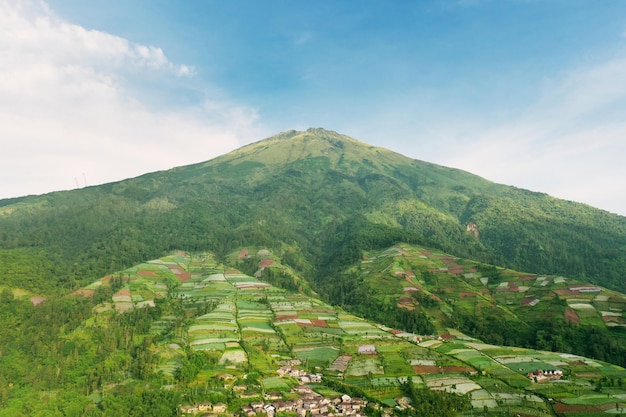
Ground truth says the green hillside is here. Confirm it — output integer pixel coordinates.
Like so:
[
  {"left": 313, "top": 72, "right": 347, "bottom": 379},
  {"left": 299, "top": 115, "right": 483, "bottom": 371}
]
[
  {"left": 328, "top": 243, "right": 626, "bottom": 368},
  {"left": 1, "top": 128, "right": 625, "bottom": 296},
  {"left": 2, "top": 249, "right": 626, "bottom": 416}
]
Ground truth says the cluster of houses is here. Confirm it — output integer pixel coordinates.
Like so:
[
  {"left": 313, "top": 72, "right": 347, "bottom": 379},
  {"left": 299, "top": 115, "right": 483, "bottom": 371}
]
[
  {"left": 276, "top": 359, "right": 323, "bottom": 384},
  {"left": 179, "top": 402, "right": 227, "bottom": 415},
  {"left": 241, "top": 386, "right": 367, "bottom": 417},
  {"left": 527, "top": 369, "right": 563, "bottom": 382}
]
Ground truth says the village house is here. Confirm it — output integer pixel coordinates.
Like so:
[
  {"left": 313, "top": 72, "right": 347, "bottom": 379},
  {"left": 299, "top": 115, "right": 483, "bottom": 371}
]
[
  {"left": 527, "top": 369, "right": 563, "bottom": 382},
  {"left": 241, "top": 405, "right": 255, "bottom": 416},
  {"left": 180, "top": 404, "right": 199, "bottom": 414},
  {"left": 250, "top": 401, "right": 264, "bottom": 412},
  {"left": 263, "top": 404, "right": 276, "bottom": 416},
  {"left": 212, "top": 403, "right": 227, "bottom": 413},
  {"left": 197, "top": 402, "right": 212, "bottom": 412},
  {"left": 264, "top": 392, "right": 282, "bottom": 401},
  {"left": 243, "top": 385, "right": 368, "bottom": 417}
]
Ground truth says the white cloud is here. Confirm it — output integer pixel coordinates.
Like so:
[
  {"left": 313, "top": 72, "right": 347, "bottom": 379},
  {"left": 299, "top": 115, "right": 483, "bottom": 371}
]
[
  {"left": 0, "top": 0, "right": 262, "bottom": 198},
  {"left": 439, "top": 52, "right": 626, "bottom": 216}
]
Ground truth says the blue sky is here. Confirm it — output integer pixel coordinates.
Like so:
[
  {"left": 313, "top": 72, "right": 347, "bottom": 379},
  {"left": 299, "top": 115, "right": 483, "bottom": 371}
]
[{"left": 2, "top": 0, "right": 626, "bottom": 215}]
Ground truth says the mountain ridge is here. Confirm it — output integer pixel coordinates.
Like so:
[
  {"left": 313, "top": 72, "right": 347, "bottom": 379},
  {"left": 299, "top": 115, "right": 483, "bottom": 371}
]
[{"left": 1, "top": 128, "right": 625, "bottom": 295}]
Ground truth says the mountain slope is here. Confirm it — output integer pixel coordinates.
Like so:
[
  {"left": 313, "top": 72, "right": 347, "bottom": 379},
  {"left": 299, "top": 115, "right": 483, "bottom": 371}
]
[
  {"left": 1, "top": 128, "right": 625, "bottom": 297},
  {"left": 2, "top": 249, "right": 626, "bottom": 416}
]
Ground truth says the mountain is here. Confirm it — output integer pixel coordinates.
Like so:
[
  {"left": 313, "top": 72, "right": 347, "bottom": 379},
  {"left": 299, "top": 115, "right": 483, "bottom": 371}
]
[
  {"left": 1, "top": 128, "right": 625, "bottom": 295},
  {"left": 3, "top": 128, "right": 626, "bottom": 415}
]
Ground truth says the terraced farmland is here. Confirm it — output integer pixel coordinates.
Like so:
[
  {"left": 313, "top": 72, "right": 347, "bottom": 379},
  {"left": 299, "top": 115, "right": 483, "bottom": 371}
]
[{"left": 68, "top": 248, "right": 626, "bottom": 416}]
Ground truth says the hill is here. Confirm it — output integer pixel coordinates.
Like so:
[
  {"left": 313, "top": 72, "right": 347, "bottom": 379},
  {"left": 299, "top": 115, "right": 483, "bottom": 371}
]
[
  {"left": 1, "top": 128, "right": 625, "bottom": 297},
  {"left": 2, "top": 249, "right": 626, "bottom": 416}
]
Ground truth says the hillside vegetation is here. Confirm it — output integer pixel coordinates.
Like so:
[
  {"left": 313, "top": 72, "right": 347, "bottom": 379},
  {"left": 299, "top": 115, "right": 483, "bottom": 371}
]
[
  {"left": 1, "top": 128, "right": 625, "bottom": 296},
  {"left": 2, "top": 248, "right": 626, "bottom": 416}
]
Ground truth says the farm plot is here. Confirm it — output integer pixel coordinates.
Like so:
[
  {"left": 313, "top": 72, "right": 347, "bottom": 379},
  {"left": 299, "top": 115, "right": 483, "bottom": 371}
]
[
  {"left": 470, "top": 389, "right": 497, "bottom": 409},
  {"left": 261, "top": 377, "right": 290, "bottom": 391},
  {"left": 225, "top": 273, "right": 271, "bottom": 291},
  {"left": 240, "top": 321, "right": 275, "bottom": 334},
  {"left": 379, "top": 349, "right": 415, "bottom": 375},
  {"left": 189, "top": 302, "right": 239, "bottom": 349},
  {"left": 346, "top": 358, "right": 384, "bottom": 376},
  {"left": 294, "top": 346, "right": 340, "bottom": 367},
  {"left": 338, "top": 319, "right": 389, "bottom": 337},
  {"left": 448, "top": 348, "right": 497, "bottom": 372},
  {"left": 238, "top": 301, "right": 275, "bottom": 334},
  {"left": 328, "top": 355, "right": 352, "bottom": 372},
  {"left": 219, "top": 348, "right": 247, "bottom": 365},
  {"left": 427, "top": 376, "right": 482, "bottom": 395}
]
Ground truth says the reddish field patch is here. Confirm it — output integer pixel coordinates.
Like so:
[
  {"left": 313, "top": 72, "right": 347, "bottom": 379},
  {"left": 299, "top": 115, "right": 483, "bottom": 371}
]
[
  {"left": 555, "top": 289, "right": 577, "bottom": 296},
  {"left": 565, "top": 308, "right": 580, "bottom": 324},
  {"left": 518, "top": 275, "right": 537, "bottom": 281},
  {"left": 575, "top": 373, "right": 601, "bottom": 378},
  {"left": 413, "top": 365, "right": 441, "bottom": 374},
  {"left": 138, "top": 270, "right": 156, "bottom": 276},
  {"left": 276, "top": 314, "right": 298, "bottom": 320},
  {"left": 460, "top": 292, "right": 476, "bottom": 297},
  {"left": 448, "top": 266, "right": 465, "bottom": 275},
  {"left": 259, "top": 259, "right": 274, "bottom": 268},
  {"left": 310, "top": 319, "right": 328, "bottom": 327},
  {"left": 114, "top": 289, "right": 131, "bottom": 297},
  {"left": 555, "top": 403, "right": 600, "bottom": 413},
  {"left": 177, "top": 273, "right": 191, "bottom": 282},
  {"left": 440, "top": 256, "right": 457, "bottom": 264}
]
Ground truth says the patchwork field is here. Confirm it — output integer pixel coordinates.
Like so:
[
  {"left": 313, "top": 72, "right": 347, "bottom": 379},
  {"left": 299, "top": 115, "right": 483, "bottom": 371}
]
[{"left": 66, "top": 247, "right": 626, "bottom": 416}]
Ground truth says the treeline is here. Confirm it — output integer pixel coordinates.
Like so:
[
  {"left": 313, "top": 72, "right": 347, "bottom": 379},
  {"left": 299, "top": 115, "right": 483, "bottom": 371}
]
[
  {"left": 451, "top": 306, "right": 626, "bottom": 368},
  {"left": 467, "top": 194, "right": 626, "bottom": 292},
  {"left": 0, "top": 283, "right": 207, "bottom": 416}
]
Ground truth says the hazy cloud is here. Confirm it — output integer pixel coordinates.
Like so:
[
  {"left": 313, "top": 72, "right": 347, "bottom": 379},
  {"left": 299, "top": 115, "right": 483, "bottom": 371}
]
[
  {"left": 441, "top": 53, "right": 626, "bottom": 215},
  {"left": 0, "top": 0, "right": 261, "bottom": 198}
]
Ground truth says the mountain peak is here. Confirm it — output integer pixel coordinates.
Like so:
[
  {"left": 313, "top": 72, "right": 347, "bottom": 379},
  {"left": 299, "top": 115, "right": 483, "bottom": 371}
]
[
  {"left": 216, "top": 127, "right": 379, "bottom": 168},
  {"left": 269, "top": 127, "right": 357, "bottom": 143}
]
